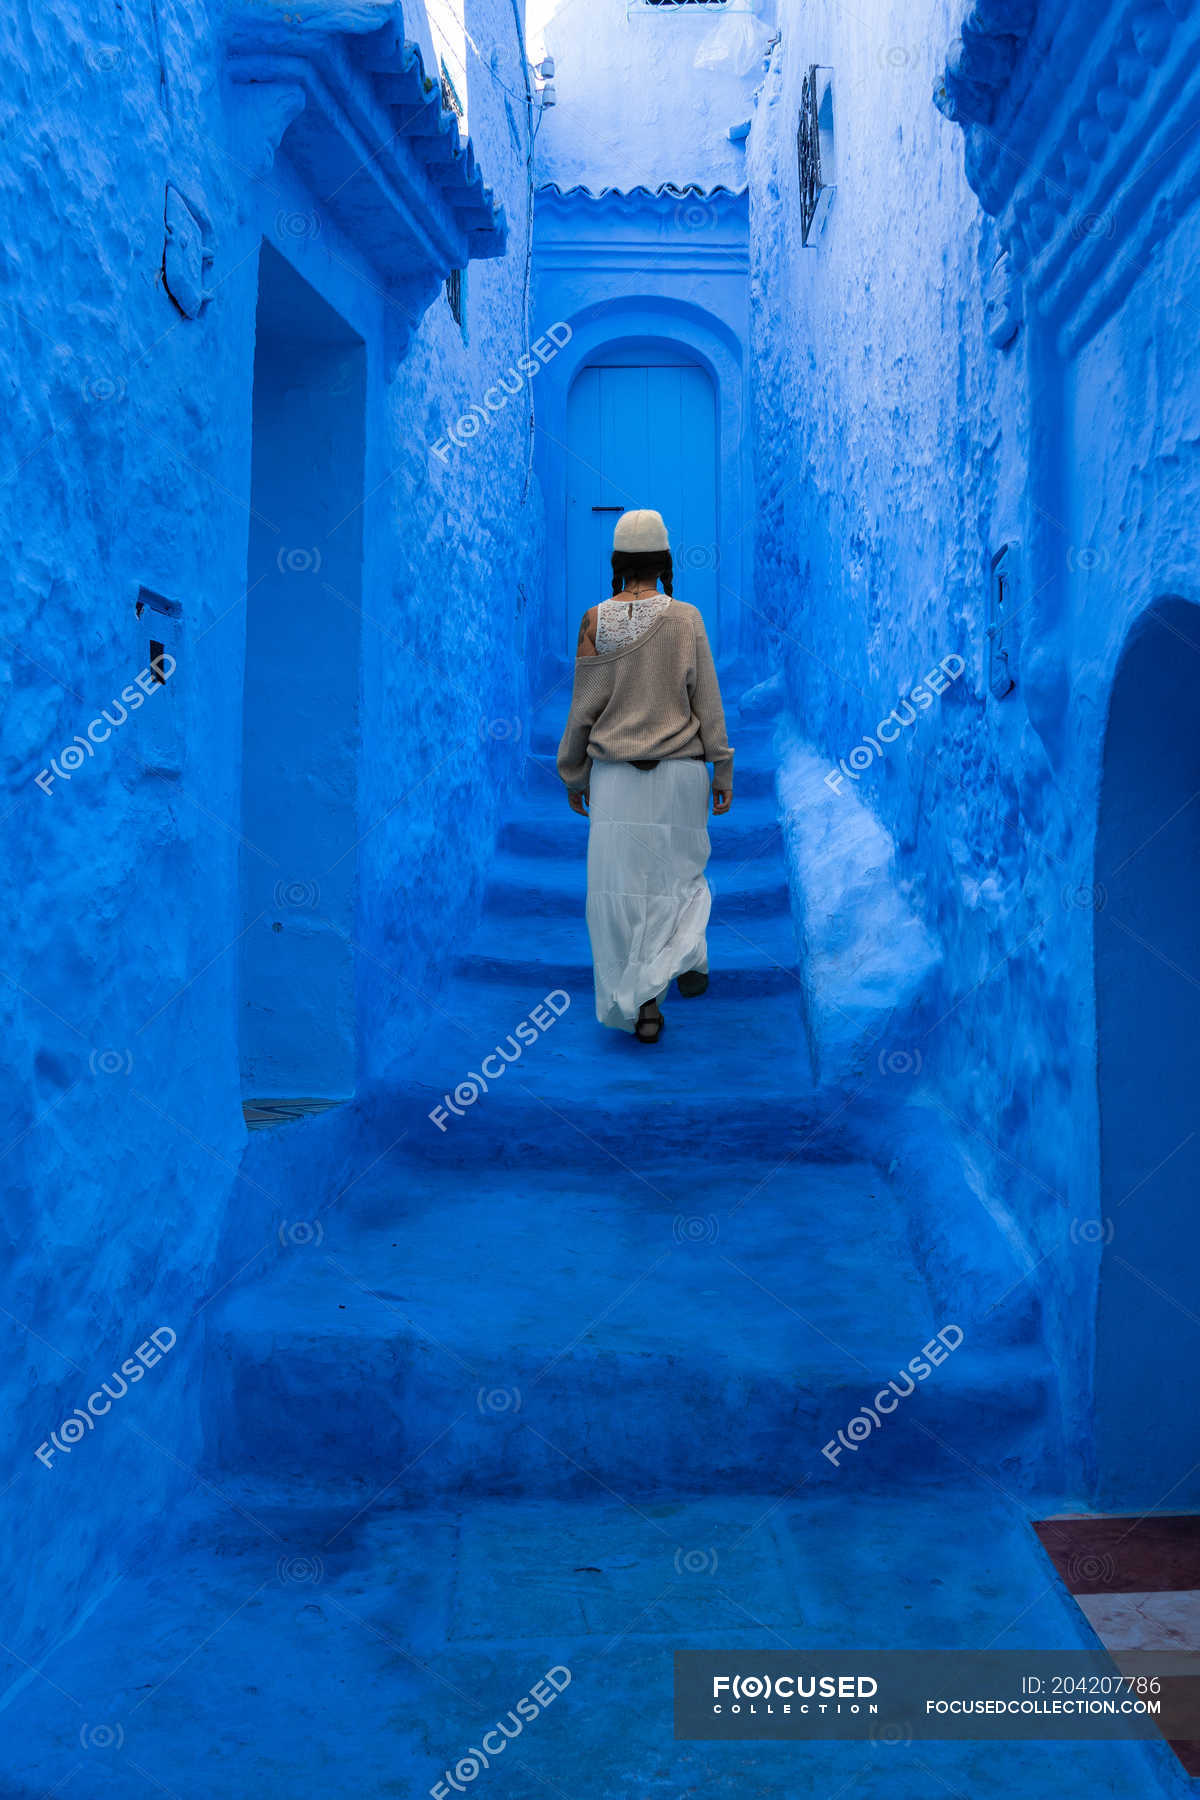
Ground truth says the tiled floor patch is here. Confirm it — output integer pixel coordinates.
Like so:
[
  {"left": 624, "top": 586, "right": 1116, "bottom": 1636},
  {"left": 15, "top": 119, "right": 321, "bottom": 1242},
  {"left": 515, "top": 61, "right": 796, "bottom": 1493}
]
[{"left": 1036, "top": 1512, "right": 1200, "bottom": 1776}]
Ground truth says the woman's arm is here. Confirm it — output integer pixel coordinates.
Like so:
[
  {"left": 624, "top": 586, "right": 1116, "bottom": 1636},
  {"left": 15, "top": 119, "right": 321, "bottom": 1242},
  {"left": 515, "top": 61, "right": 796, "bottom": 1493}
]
[
  {"left": 557, "top": 608, "right": 605, "bottom": 801},
  {"left": 575, "top": 607, "right": 598, "bottom": 657},
  {"left": 689, "top": 612, "right": 734, "bottom": 809}
]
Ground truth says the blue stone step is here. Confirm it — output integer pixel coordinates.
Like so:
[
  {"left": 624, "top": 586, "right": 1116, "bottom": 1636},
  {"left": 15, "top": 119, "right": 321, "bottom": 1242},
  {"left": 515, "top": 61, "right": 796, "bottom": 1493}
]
[
  {"left": 484, "top": 849, "right": 791, "bottom": 920},
  {"left": 327, "top": 1082, "right": 836, "bottom": 1170},
  {"left": 211, "top": 1309, "right": 1051, "bottom": 1499},
  {"left": 340, "top": 970, "right": 819, "bottom": 1166},
  {"left": 499, "top": 796, "right": 784, "bottom": 862},
  {"left": 205, "top": 1159, "right": 1052, "bottom": 1498},
  {"left": 524, "top": 748, "right": 777, "bottom": 800},
  {"left": 455, "top": 910, "right": 800, "bottom": 994}
]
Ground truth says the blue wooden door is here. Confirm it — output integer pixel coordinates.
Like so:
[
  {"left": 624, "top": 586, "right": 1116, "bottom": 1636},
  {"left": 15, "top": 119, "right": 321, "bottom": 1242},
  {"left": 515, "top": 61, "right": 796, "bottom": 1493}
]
[{"left": 565, "top": 361, "right": 718, "bottom": 652}]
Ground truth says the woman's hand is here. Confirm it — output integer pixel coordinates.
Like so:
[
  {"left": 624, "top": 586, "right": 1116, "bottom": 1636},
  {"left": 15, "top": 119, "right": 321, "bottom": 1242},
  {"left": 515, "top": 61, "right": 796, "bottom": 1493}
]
[
  {"left": 568, "top": 788, "right": 589, "bottom": 816},
  {"left": 712, "top": 788, "right": 731, "bottom": 816}
]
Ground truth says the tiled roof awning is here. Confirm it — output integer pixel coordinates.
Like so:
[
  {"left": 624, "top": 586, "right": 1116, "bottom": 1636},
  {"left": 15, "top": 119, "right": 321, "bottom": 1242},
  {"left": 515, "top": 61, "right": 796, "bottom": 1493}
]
[
  {"left": 538, "top": 182, "right": 747, "bottom": 201},
  {"left": 226, "top": 1, "right": 507, "bottom": 285}
]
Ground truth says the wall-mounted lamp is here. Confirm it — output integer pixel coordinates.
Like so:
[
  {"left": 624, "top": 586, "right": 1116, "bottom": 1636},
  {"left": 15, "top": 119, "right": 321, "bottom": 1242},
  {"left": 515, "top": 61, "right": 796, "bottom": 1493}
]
[{"left": 534, "top": 55, "right": 556, "bottom": 106}]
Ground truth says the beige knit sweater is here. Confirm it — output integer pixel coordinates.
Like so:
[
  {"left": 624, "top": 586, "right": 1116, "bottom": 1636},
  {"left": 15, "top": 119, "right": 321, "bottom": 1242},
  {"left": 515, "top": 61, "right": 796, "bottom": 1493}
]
[{"left": 556, "top": 598, "right": 734, "bottom": 794}]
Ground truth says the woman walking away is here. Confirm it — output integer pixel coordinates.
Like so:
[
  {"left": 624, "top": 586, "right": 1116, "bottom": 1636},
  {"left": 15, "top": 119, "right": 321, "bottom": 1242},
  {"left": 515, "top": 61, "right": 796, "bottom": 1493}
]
[{"left": 557, "top": 509, "right": 734, "bottom": 1044}]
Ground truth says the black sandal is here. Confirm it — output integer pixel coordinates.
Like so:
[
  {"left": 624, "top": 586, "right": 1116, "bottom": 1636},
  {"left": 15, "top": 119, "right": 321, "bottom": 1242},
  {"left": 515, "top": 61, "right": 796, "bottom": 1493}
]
[
  {"left": 677, "top": 970, "right": 708, "bottom": 998},
  {"left": 635, "top": 999, "right": 665, "bottom": 1043}
]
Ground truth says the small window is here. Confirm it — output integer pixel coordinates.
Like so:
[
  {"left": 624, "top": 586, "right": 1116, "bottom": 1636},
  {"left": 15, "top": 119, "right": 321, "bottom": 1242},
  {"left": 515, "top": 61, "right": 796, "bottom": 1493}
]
[{"left": 798, "top": 65, "right": 836, "bottom": 245}]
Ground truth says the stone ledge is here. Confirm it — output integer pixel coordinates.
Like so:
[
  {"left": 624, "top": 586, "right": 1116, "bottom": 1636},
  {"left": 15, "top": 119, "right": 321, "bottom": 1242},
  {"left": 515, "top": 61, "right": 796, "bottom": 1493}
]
[
  {"left": 936, "top": 0, "right": 1200, "bottom": 349},
  {"left": 225, "top": 0, "right": 507, "bottom": 289}
]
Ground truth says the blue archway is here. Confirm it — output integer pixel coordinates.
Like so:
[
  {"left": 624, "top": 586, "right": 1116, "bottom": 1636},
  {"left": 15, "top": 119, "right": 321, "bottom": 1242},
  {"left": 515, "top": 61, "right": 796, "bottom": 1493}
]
[
  {"left": 564, "top": 340, "right": 719, "bottom": 651},
  {"left": 533, "top": 296, "right": 750, "bottom": 679}
]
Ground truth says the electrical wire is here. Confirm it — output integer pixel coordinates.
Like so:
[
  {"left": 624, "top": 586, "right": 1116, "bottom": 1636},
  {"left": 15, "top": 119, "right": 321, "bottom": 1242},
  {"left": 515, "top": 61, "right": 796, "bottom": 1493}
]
[{"left": 422, "top": 0, "right": 542, "bottom": 502}]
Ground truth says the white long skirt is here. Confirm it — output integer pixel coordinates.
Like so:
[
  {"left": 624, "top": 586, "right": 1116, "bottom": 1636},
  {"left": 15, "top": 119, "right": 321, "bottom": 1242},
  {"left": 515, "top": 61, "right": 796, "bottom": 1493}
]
[{"left": 586, "top": 757, "right": 712, "bottom": 1032}]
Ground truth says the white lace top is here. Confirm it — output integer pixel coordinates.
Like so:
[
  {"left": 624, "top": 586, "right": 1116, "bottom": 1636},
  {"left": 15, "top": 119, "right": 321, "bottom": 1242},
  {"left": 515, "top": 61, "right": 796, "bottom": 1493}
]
[{"left": 595, "top": 592, "right": 672, "bottom": 654}]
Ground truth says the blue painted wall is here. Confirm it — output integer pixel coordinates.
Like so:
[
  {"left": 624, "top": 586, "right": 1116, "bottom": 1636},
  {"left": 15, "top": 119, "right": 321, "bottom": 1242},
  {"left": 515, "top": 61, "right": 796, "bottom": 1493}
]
[
  {"left": 743, "top": 0, "right": 1200, "bottom": 1502},
  {"left": 529, "top": 0, "right": 773, "bottom": 194},
  {"left": 0, "top": 0, "right": 541, "bottom": 1680}
]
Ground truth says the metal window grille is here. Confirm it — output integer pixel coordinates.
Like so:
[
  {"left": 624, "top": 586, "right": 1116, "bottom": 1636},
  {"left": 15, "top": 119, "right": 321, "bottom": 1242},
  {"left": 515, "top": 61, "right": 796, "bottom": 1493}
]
[
  {"left": 798, "top": 67, "right": 821, "bottom": 244},
  {"left": 798, "top": 65, "right": 835, "bottom": 245},
  {"left": 633, "top": 0, "right": 758, "bottom": 15}
]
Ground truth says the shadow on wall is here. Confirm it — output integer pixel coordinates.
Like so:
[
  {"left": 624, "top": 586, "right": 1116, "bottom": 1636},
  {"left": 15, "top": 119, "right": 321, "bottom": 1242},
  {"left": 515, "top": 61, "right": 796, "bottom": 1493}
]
[{"left": 1093, "top": 595, "right": 1200, "bottom": 1511}]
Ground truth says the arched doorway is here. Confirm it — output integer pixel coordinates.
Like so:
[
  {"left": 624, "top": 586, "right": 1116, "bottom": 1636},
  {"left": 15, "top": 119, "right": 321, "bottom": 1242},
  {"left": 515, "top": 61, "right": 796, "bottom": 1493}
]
[
  {"left": 1093, "top": 596, "right": 1200, "bottom": 1507},
  {"left": 564, "top": 343, "right": 719, "bottom": 654}
]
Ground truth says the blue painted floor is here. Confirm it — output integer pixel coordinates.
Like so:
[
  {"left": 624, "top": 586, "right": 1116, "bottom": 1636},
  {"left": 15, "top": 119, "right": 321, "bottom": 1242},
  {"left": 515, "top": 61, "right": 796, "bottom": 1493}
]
[
  {"left": 2, "top": 1481, "right": 1190, "bottom": 1797},
  {"left": 2, "top": 709, "right": 1189, "bottom": 1796}
]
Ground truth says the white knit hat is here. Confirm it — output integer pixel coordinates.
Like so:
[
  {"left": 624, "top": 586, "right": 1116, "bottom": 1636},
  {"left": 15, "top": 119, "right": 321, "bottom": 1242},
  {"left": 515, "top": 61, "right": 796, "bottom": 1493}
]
[{"left": 613, "top": 509, "right": 670, "bottom": 553}]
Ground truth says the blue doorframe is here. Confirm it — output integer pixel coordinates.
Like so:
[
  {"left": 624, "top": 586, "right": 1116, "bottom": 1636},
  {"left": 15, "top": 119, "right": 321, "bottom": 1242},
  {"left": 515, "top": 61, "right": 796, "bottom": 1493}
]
[
  {"left": 531, "top": 307, "right": 750, "bottom": 689},
  {"left": 566, "top": 355, "right": 719, "bottom": 650}
]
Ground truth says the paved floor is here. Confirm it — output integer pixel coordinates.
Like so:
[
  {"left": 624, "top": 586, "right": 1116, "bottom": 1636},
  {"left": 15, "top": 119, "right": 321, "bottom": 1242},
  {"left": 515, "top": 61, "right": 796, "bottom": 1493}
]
[{"left": 1, "top": 1481, "right": 1190, "bottom": 1797}]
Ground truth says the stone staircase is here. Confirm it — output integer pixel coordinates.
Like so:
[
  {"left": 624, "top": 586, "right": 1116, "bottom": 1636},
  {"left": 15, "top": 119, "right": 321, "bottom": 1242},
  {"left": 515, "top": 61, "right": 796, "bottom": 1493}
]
[{"left": 0, "top": 701, "right": 1186, "bottom": 1799}]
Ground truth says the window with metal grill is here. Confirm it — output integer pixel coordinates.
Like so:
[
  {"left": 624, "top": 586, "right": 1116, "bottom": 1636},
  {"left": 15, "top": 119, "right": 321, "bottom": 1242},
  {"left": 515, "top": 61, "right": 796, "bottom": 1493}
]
[
  {"left": 798, "top": 65, "right": 836, "bottom": 245},
  {"left": 445, "top": 267, "right": 465, "bottom": 328}
]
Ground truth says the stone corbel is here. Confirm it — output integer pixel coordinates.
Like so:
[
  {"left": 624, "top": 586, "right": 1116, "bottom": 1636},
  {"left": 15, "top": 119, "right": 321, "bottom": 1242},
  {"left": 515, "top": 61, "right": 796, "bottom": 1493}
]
[
  {"left": 226, "top": 77, "right": 306, "bottom": 175},
  {"left": 381, "top": 268, "right": 445, "bottom": 370}
]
